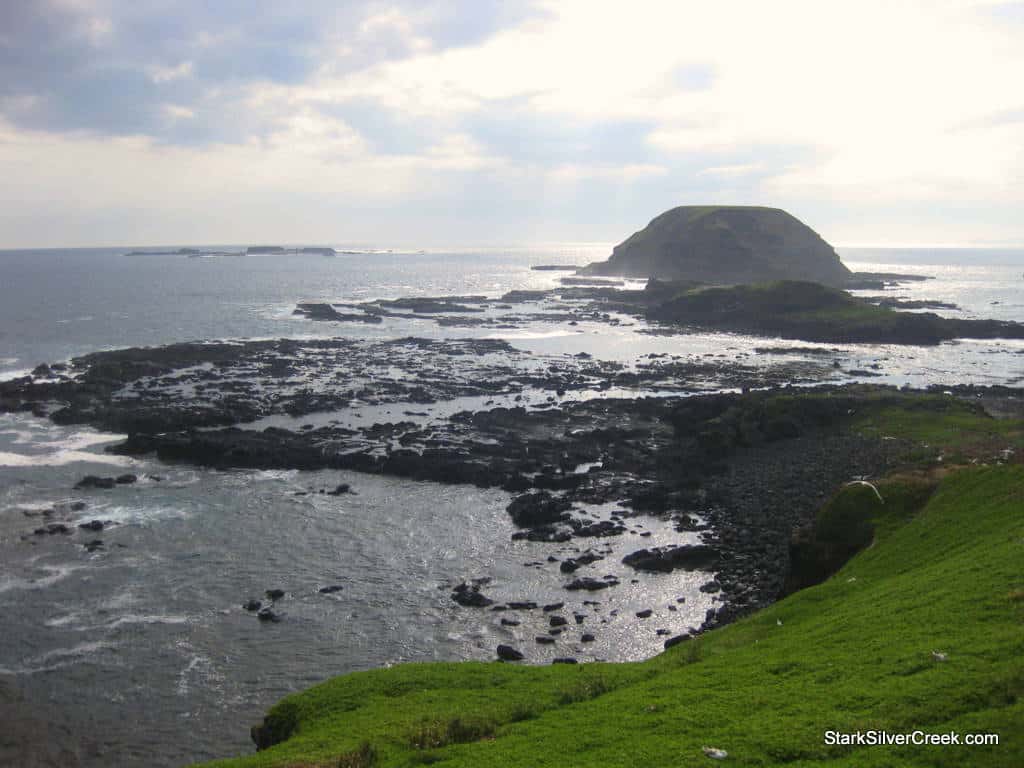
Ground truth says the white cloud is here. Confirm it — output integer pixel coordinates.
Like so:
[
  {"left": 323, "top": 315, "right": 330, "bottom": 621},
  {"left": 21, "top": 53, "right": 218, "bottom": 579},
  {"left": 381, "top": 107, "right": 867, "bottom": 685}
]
[
  {"left": 161, "top": 104, "right": 195, "bottom": 120},
  {"left": 3, "top": 0, "right": 1024, "bottom": 246},
  {"left": 547, "top": 163, "right": 667, "bottom": 183},
  {"left": 150, "top": 61, "right": 194, "bottom": 84},
  {"left": 697, "top": 163, "right": 764, "bottom": 178}
]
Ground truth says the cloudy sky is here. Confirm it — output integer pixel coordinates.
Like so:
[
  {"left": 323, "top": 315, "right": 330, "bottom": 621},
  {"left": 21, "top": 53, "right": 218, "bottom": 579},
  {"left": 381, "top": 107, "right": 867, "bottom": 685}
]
[{"left": 1, "top": 0, "right": 1022, "bottom": 248}]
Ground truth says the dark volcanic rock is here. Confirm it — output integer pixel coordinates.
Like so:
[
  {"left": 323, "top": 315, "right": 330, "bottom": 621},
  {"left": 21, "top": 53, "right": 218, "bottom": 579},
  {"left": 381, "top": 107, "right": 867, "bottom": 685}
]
[
  {"left": 33, "top": 523, "right": 70, "bottom": 535},
  {"left": 115, "top": 474, "right": 137, "bottom": 485},
  {"left": 451, "top": 582, "right": 494, "bottom": 607},
  {"left": 265, "top": 589, "right": 285, "bottom": 600},
  {"left": 293, "top": 303, "right": 382, "bottom": 323},
  {"left": 664, "top": 634, "right": 691, "bottom": 649},
  {"left": 256, "top": 607, "right": 281, "bottom": 622},
  {"left": 78, "top": 520, "right": 104, "bottom": 532},
  {"left": 622, "top": 545, "right": 720, "bottom": 573},
  {"left": 318, "top": 585, "right": 344, "bottom": 594},
  {"left": 580, "top": 206, "right": 851, "bottom": 287},
  {"left": 496, "top": 644, "right": 524, "bottom": 661},
  {"left": 559, "top": 551, "right": 604, "bottom": 573},
  {"left": 506, "top": 491, "right": 572, "bottom": 528},
  {"left": 75, "top": 475, "right": 116, "bottom": 490},
  {"left": 243, "top": 599, "right": 262, "bottom": 612},
  {"left": 564, "top": 577, "right": 618, "bottom": 591}
]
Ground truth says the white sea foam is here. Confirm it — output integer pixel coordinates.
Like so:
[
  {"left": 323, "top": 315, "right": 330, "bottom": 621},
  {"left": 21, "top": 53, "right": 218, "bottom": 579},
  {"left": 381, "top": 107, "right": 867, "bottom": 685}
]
[
  {"left": 92, "top": 503, "right": 189, "bottom": 525},
  {"left": 0, "top": 564, "right": 84, "bottom": 594}
]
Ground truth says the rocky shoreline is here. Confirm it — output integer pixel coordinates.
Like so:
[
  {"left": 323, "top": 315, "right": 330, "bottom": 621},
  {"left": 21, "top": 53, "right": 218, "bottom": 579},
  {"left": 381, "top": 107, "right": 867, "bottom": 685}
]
[{"left": 5, "top": 331, "right": 1015, "bottom": 656}]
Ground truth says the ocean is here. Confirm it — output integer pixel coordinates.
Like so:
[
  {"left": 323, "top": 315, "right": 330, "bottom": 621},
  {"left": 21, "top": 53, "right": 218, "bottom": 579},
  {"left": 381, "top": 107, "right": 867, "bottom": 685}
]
[{"left": 0, "top": 244, "right": 1022, "bottom": 766}]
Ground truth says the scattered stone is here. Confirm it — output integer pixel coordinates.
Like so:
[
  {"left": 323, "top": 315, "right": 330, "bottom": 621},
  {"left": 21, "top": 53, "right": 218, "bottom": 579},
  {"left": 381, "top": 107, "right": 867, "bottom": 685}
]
[
  {"left": 565, "top": 577, "right": 619, "bottom": 591},
  {"left": 497, "top": 645, "right": 525, "bottom": 662},
  {"left": 581, "top": 633, "right": 596, "bottom": 643},
  {"left": 622, "top": 545, "right": 720, "bottom": 573},
  {"left": 700, "top": 581, "right": 722, "bottom": 594},
  {"left": 33, "top": 523, "right": 70, "bottom": 535},
  {"left": 549, "top": 615, "right": 568, "bottom": 627},
  {"left": 552, "top": 657, "right": 578, "bottom": 664},
  {"left": 500, "top": 618, "right": 520, "bottom": 627},
  {"left": 664, "top": 634, "right": 691, "bottom": 649},
  {"left": 535, "top": 636, "right": 556, "bottom": 645},
  {"left": 508, "top": 601, "right": 538, "bottom": 610},
  {"left": 451, "top": 582, "right": 494, "bottom": 607},
  {"left": 636, "top": 609, "right": 653, "bottom": 619},
  {"left": 326, "top": 483, "right": 351, "bottom": 496},
  {"left": 543, "top": 602, "right": 565, "bottom": 612},
  {"left": 75, "top": 475, "right": 115, "bottom": 490}
]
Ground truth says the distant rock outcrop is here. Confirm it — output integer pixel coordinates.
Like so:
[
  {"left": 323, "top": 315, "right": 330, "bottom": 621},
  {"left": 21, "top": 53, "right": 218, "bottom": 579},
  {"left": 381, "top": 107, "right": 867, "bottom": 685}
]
[{"left": 581, "top": 206, "right": 851, "bottom": 287}]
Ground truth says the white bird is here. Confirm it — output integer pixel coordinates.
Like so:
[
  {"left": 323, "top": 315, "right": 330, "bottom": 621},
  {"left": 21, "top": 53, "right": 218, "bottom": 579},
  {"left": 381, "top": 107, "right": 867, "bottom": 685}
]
[
  {"left": 932, "top": 650, "right": 948, "bottom": 662},
  {"left": 845, "top": 479, "right": 884, "bottom": 504},
  {"left": 703, "top": 746, "right": 728, "bottom": 760},
  {"left": 776, "top": 619, "right": 783, "bottom": 626}
]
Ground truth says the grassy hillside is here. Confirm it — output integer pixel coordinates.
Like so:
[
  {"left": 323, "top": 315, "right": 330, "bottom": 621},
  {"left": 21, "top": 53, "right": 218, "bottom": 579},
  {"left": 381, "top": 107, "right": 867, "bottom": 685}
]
[
  {"left": 645, "top": 280, "right": 1024, "bottom": 344},
  {"left": 198, "top": 459, "right": 1023, "bottom": 768}
]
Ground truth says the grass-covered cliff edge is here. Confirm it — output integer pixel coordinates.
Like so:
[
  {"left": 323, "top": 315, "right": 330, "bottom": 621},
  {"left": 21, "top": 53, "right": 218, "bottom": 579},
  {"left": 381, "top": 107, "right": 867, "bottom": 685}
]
[{"left": 196, "top": 400, "right": 1023, "bottom": 768}]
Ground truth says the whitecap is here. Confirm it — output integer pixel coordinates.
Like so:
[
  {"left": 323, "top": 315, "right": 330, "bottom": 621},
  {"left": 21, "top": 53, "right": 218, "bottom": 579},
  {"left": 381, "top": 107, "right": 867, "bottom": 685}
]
[
  {"left": 0, "top": 449, "right": 132, "bottom": 467},
  {"left": 0, "top": 564, "right": 84, "bottom": 594}
]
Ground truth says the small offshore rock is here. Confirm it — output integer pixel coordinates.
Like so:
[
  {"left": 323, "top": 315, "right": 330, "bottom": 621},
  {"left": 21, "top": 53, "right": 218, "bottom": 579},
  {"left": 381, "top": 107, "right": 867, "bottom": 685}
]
[
  {"left": 256, "top": 607, "right": 281, "bottom": 622},
  {"left": 565, "top": 577, "right": 618, "bottom": 591},
  {"left": 243, "top": 599, "right": 262, "bottom": 612},
  {"left": 115, "top": 474, "right": 138, "bottom": 485},
  {"left": 75, "top": 475, "right": 116, "bottom": 490},
  {"left": 34, "top": 523, "right": 70, "bottom": 535},
  {"left": 318, "top": 585, "right": 344, "bottom": 594},
  {"left": 78, "top": 520, "right": 104, "bottom": 532},
  {"left": 265, "top": 589, "right": 286, "bottom": 601},
  {"left": 451, "top": 582, "right": 494, "bottom": 607}
]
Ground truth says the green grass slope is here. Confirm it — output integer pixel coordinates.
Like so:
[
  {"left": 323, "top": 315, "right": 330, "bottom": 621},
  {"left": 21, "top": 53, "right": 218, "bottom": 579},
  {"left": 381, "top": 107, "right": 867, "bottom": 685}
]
[{"left": 199, "top": 464, "right": 1023, "bottom": 768}]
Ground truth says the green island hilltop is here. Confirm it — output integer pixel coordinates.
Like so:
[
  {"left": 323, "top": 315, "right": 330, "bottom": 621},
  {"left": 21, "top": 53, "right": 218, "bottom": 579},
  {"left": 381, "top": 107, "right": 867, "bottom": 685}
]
[{"left": 580, "top": 206, "right": 852, "bottom": 287}]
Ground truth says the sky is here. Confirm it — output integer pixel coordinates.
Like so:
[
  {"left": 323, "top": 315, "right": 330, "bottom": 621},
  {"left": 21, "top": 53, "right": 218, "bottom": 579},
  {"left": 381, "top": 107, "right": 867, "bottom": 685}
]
[{"left": 1, "top": 0, "right": 1023, "bottom": 249}]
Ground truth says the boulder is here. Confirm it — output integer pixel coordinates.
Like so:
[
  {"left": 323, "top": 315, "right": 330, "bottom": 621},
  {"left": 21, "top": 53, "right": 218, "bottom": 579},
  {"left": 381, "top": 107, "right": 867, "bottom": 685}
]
[
  {"left": 497, "top": 644, "right": 524, "bottom": 661},
  {"left": 622, "top": 545, "right": 720, "bottom": 573}
]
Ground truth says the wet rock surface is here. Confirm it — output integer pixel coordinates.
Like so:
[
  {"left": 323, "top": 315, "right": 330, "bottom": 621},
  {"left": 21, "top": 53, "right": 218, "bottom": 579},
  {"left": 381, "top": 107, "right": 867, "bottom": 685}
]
[{"left": 3, "top": 320, "right": 1017, "bottom": 659}]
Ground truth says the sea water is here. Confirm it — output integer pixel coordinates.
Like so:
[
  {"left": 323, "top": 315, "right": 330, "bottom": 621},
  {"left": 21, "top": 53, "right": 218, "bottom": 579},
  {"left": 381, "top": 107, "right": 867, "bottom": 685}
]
[{"left": 0, "top": 244, "right": 1021, "bottom": 765}]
